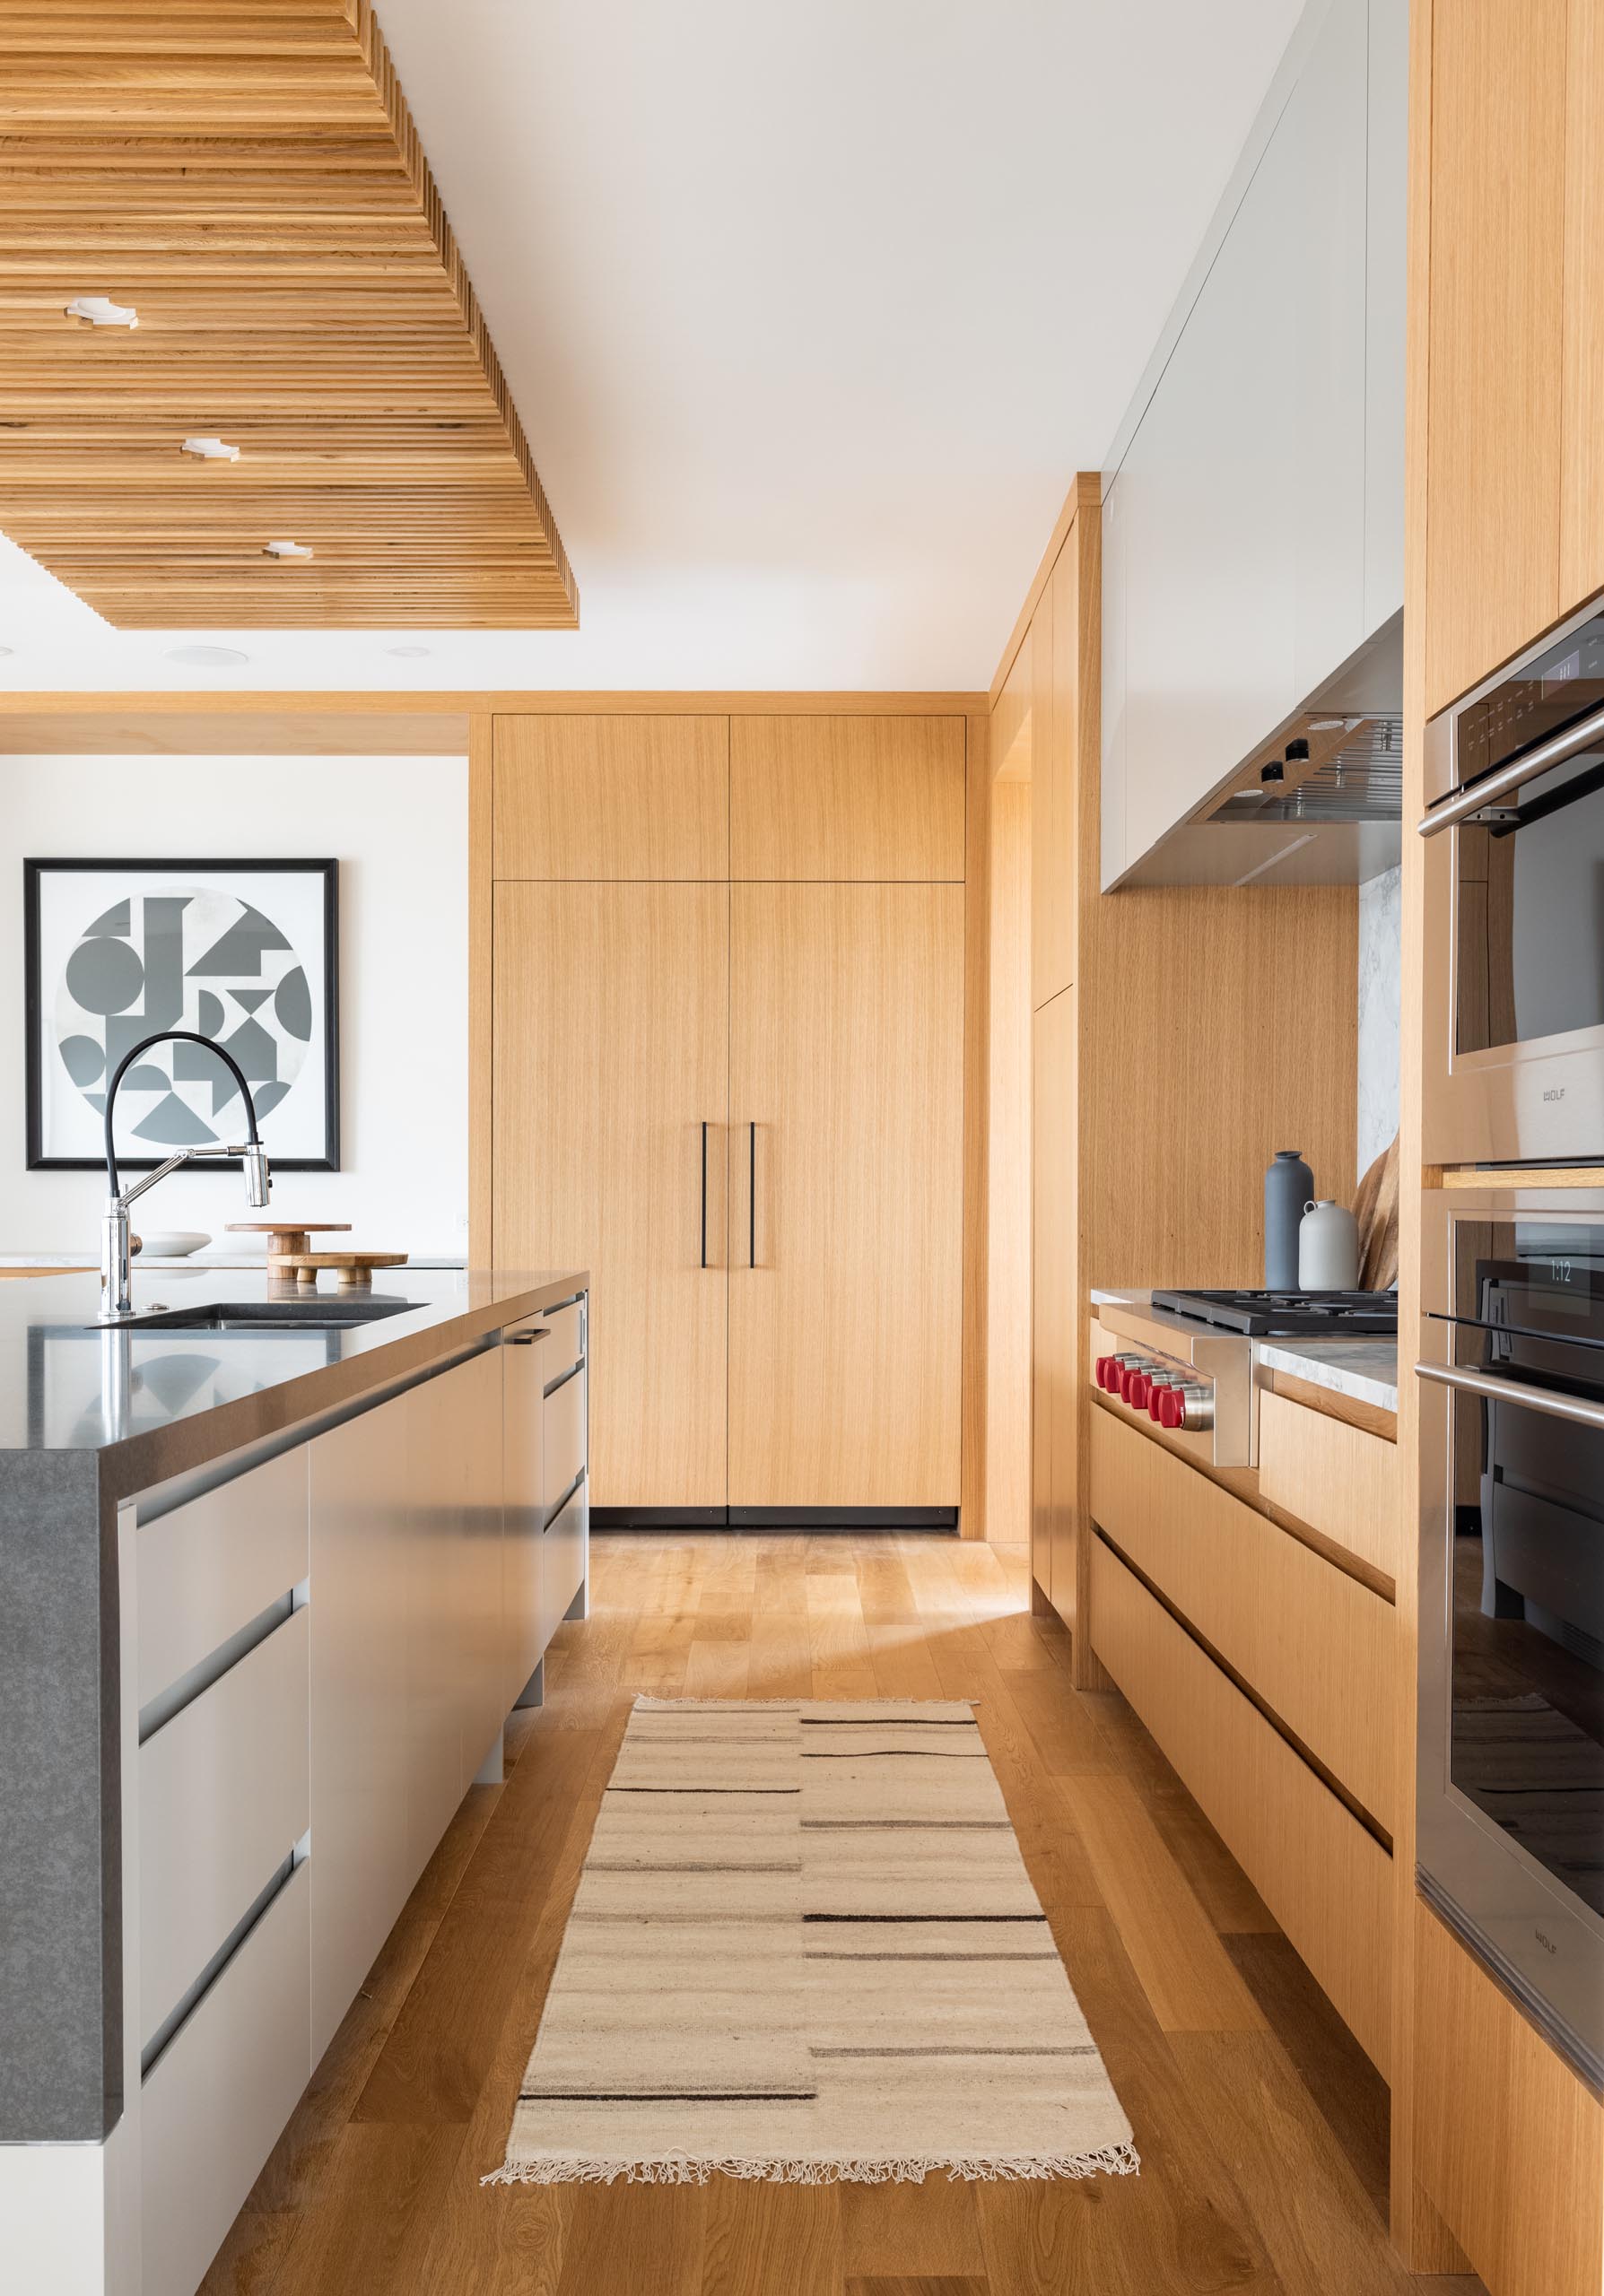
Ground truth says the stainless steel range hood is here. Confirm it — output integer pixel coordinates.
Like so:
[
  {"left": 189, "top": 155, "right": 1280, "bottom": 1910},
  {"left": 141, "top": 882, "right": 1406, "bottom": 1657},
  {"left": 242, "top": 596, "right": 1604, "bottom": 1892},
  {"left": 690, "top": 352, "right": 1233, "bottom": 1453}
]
[{"left": 1114, "top": 609, "right": 1403, "bottom": 887}]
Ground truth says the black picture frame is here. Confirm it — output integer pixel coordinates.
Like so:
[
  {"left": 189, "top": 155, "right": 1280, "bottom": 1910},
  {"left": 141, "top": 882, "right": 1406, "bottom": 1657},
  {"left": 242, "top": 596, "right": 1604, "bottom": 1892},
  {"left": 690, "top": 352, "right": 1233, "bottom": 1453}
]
[{"left": 24, "top": 857, "right": 341, "bottom": 1173}]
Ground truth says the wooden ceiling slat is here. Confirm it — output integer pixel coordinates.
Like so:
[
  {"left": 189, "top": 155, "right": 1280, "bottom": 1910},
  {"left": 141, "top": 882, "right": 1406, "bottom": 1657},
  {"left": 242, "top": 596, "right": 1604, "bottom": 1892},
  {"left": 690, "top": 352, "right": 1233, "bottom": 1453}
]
[{"left": 0, "top": 0, "right": 577, "bottom": 630}]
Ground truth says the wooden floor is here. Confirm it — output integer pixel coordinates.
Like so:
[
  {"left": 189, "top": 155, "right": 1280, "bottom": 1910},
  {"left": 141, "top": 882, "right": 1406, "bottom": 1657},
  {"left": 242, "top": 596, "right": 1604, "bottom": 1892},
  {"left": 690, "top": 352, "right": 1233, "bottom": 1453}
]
[{"left": 200, "top": 1534, "right": 1486, "bottom": 2296}]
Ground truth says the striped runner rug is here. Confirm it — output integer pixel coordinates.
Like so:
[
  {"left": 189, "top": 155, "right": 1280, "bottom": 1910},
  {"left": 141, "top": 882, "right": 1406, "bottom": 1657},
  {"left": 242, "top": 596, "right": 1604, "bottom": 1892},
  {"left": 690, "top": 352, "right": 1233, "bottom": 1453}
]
[{"left": 487, "top": 1697, "right": 1138, "bottom": 2186}]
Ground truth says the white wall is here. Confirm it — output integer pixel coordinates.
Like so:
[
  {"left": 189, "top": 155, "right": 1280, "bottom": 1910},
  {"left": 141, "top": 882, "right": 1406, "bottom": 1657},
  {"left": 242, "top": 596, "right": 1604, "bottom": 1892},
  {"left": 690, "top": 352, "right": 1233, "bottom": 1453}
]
[
  {"left": 0, "top": 754, "right": 468, "bottom": 1258},
  {"left": 1357, "top": 860, "right": 1401, "bottom": 1179}
]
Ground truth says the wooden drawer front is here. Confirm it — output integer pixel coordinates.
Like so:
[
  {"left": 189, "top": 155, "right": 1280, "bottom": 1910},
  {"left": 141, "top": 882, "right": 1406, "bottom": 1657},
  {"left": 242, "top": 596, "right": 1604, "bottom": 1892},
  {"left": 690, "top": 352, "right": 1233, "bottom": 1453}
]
[
  {"left": 544, "top": 1478, "right": 588, "bottom": 1631},
  {"left": 1257, "top": 1387, "right": 1398, "bottom": 1580},
  {"left": 140, "top": 1608, "right": 309, "bottom": 2047},
  {"left": 1090, "top": 1407, "right": 1395, "bottom": 1831},
  {"left": 1091, "top": 1538, "right": 1391, "bottom": 2074},
  {"left": 544, "top": 1365, "right": 587, "bottom": 1518},
  {"left": 540, "top": 1298, "right": 585, "bottom": 1382},
  {"left": 142, "top": 1860, "right": 311, "bottom": 2296},
  {"left": 137, "top": 1446, "right": 309, "bottom": 1709}
]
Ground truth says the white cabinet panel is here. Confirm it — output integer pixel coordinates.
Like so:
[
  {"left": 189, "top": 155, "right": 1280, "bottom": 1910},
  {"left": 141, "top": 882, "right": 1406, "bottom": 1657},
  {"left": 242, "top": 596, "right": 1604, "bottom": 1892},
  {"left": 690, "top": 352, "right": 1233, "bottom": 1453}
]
[
  {"left": 1103, "top": 0, "right": 1399, "bottom": 883},
  {"left": 136, "top": 1446, "right": 308, "bottom": 1709},
  {"left": 139, "top": 1608, "right": 309, "bottom": 2048},
  {"left": 503, "top": 1321, "right": 549, "bottom": 1700},
  {"left": 544, "top": 1478, "right": 588, "bottom": 1635},
  {"left": 141, "top": 1863, "right": 310, "bottom": 2296},
  {"left": 308, "top": 1346, "right": 504, "bottom": 2060},
  {"left": 544, "top": 1365, "right": 587, "bottom": 1519}
]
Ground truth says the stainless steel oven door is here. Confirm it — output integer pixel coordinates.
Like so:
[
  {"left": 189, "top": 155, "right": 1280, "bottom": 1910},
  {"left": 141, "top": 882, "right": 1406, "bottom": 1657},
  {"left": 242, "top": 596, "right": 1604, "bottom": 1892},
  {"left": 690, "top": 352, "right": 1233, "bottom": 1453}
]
[
  {"left": 1422, "top": 596, "right": 1604, "bottom": 1164},
  {"left": 1417, "top": 1190, "right": 1604, "bottom": 2086}
]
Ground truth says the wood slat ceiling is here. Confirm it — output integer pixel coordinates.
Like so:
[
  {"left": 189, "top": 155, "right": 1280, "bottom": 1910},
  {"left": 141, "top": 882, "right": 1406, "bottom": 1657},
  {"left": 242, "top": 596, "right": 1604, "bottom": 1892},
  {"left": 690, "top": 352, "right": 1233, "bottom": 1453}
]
[{"left": 0, "top": 0, "right": 578, "bottom": 629}]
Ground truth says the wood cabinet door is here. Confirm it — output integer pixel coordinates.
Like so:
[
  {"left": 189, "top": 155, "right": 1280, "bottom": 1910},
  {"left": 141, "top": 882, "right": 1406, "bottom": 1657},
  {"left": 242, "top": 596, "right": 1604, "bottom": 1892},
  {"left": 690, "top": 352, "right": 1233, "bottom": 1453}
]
[
  {"left": 728, "top": 883, "right": 963, "bottom": 1509},
  {"left": 1425, "top": 0, "right": 1565, "bottom": 716},
  {"left": 493, "top": 714, "right": 729, "bottom": 879},
  {"left": 493, "top": 883, "right": 729, "bottom": 1509},
  {"left": 1032, "top": 991, "right": 1077, "bottom": 1621},
  {"left": 1563, "top": 0, "right": 1604, "bottom": 619},
  {"left": 730, "top": 715, "right": 965, "bottom": 882}
]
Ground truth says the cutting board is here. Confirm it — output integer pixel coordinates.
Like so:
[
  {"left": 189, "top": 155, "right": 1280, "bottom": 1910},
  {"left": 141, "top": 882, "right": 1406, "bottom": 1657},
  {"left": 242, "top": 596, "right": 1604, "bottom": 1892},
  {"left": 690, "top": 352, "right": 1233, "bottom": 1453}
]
[{"left": 1354, "top": 1134, "right": 1399, "bottom": 1293}]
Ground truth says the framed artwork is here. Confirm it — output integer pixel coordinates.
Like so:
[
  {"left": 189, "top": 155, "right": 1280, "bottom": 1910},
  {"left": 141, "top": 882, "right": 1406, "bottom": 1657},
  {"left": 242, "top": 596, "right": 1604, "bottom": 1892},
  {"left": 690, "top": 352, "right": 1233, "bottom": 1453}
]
[{"left": 24, "top": 857, "right": 340, "bottom": 1172}]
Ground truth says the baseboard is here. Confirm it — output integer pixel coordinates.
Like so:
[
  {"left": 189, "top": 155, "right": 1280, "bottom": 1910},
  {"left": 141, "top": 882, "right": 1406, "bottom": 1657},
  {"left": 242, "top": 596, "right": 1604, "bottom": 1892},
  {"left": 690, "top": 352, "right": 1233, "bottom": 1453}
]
[{"left": 590, "top": 1505, "right": 960, "bottom": 1533}]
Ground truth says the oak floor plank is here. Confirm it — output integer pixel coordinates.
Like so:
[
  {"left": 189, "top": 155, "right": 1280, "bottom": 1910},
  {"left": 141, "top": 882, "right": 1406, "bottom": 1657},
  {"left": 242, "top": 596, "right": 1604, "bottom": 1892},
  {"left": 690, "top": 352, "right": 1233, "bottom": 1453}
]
[
  {"left": 845, "top": 2279, "right": 990, "bottom": 2296},
  {"left": 264, "top": 2123, "right": 467, "bottom": 2296},
  {"left": 701, "top": 2179, "right": 843, "bottom": 2296},
  {"left": 553, "top": 2180, "right": 708, "bottom": 2296},
  {"left": 840, "top": 2175, "right": 986, "bottom": 2278},
  {"left": 1057, "top": 1772, "right": 1268, "bottom": 2035}
]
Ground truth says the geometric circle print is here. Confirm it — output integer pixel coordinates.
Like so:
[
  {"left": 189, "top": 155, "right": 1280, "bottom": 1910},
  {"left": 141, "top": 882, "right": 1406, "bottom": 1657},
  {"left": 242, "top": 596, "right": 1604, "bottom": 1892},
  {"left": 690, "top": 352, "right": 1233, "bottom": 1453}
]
[{"left": 54, "top": 886, "right": 311, "bottom": 1148}]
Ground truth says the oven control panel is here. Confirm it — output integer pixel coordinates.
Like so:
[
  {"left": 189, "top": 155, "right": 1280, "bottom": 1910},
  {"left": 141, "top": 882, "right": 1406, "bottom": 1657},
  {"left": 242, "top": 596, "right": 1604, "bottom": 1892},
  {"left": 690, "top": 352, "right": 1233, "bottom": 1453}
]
[{"left": 1093, "top": 1348, "right": 1216, "bottom": 1435}]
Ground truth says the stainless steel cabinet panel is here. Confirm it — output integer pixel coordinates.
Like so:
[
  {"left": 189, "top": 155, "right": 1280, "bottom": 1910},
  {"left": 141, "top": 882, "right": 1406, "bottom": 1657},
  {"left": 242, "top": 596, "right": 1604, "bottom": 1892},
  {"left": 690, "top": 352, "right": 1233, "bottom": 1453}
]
[
  {"left": 141, "top": 1863, "right": 310, "bottom": 2296},
  {"left": 539, "top": 1299, "right": 585, "bottom": 1383},
  {"left": 136, "top": 1445, "right": 308, "bottom": 1708},
  {"left": 139, "top": 1607, "right": 309, "bottom": 2049}
]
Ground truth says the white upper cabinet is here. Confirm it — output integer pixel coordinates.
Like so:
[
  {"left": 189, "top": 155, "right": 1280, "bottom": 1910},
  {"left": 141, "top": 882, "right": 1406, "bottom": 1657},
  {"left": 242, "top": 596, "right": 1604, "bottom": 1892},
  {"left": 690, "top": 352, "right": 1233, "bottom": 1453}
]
[{"left": 1102, "top": 0, "right": 1403, "bottom": 885}]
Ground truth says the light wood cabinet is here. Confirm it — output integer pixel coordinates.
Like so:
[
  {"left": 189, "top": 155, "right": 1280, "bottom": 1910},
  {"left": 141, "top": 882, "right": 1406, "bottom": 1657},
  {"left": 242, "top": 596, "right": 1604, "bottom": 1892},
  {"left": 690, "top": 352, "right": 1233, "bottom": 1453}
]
[
  {"left": 1563, "top": 0, "right": 1604, "bottom": 625},
  {"left": 1255, "top": 1386, "right": 1398, "bottom": 1581},
  {"left": 493, "top": 882, "right": 730, "bottom": 1509},
  {"left": 730, "top": 715, "right": 964, "bottom": 882},
  {"left": 1090, "top": 1406, "right": 1396, "bottom": 1830},
  {"left": 1424, "top": 0, "right": 1566, "bottom": 717},
  {"left": 488, "top": 711, "right": 969, "bottom": 1520},
  {"left": 1032, "top": 990, "right": 1076, "bottom": 1613},
  {"left": 1092, "top": 1536, "right": 1392, "bottom": 2074},
  {"left": 728, "top": 883, "right": 963, "bottom": 1509},
  {"left": 493, "top": 713, "right": 730, "bottom": 879}
]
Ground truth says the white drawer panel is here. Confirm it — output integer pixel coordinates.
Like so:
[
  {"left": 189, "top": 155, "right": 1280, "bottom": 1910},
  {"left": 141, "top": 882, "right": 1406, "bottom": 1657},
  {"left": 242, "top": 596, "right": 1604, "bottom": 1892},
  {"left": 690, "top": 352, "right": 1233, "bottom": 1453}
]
[
  {"left": 540, "top": 1298, "right": 585, "bottom": 1381},
  {"left": 544, "top": 1365, "right": 587, "bottom": 1518},
  {"left": 142, "top": 1861, "right": 311, "bottom": 2296},
  {"left": 544, "top": 1478, "right": 588, "bottom": 1634},
  {"left": 138, "top": 1446, "right": 309, "bottom": 1708},
  {"left": 140, "top": 1606, "right": 309, "bottom": 2045}
]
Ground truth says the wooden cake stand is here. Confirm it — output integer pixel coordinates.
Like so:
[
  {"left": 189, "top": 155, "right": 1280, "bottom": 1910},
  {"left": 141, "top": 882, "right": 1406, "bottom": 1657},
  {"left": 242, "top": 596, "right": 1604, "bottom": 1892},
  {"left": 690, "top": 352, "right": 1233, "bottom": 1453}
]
[
  {"left": 228, "top": 1220, "right": 352, "bottom": 1282},
  {"left": 269, "top": 1251, "right": 409, "bottom": 1292}
]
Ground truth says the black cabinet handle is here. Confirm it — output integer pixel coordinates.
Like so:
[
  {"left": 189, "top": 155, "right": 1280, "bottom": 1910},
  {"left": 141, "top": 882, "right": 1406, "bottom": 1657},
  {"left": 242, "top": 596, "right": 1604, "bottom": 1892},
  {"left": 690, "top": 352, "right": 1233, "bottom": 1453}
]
[
  {"left": 700, "top": 1120, "right": 709, "bottom": 1270},
  {"left": 748, "top": 1120, "right": 756, "bottom": 1269}
]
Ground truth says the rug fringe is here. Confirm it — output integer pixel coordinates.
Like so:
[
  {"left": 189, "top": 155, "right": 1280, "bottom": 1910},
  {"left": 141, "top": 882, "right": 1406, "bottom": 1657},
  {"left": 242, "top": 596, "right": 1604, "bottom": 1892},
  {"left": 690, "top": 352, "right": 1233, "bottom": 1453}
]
[{"left": 483, "top": 2143, "right": 1140, "bottom": 2188}]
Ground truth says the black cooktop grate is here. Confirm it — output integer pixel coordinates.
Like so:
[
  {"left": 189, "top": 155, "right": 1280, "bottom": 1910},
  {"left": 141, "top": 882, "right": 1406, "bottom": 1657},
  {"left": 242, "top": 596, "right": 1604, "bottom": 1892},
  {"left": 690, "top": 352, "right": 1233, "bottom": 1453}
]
[{"left": 1150, "top": 1288, "right": 1399, "bottom": 1337}]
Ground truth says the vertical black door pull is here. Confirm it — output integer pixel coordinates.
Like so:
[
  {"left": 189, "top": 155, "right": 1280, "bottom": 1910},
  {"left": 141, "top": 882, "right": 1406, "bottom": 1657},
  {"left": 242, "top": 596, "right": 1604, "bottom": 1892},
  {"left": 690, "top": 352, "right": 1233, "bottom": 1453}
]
[
  {"left": 699, "top": 1121, "right": 708, "bottom": 1269},
  {"left": 748, "top": 1121, "right": 757, "bottom": 1268}
]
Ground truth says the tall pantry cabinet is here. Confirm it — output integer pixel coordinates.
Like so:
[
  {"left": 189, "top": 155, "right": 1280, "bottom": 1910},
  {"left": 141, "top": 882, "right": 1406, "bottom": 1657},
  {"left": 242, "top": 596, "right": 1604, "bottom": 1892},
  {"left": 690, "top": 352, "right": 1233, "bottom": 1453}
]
[{"left": 489, "top": 711, "right": 966, "bottom": 1525}]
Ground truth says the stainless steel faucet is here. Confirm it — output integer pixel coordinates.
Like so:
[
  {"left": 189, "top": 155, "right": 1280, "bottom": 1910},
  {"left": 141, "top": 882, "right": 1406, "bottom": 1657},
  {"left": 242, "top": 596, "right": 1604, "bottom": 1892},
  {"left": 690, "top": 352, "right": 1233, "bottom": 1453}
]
[{"left": 97, "top": 1029, "right": 271, "bottom": 1323}]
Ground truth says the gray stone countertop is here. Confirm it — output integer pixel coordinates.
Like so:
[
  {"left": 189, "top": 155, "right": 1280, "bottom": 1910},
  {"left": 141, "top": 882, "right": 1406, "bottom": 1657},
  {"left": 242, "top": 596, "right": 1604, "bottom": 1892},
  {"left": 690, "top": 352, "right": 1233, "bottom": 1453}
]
[{"left": 1252, "top": 1337, "right": 1399, "bottom": 1413}]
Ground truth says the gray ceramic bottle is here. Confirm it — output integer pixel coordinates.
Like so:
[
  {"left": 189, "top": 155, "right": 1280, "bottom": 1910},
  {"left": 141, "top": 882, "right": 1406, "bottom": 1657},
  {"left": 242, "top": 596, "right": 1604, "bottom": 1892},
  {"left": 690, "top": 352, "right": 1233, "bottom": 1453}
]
[{"left": 1265, "top": 1150, "right": 1314, "bottom": 1289}]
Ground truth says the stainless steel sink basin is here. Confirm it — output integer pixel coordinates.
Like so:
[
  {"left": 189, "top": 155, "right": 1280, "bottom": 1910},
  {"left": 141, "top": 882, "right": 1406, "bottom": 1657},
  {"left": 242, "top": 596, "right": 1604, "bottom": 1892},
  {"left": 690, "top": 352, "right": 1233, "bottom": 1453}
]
[{"left": 91, "top": 1299, "right": 421, "bottom": 1334}]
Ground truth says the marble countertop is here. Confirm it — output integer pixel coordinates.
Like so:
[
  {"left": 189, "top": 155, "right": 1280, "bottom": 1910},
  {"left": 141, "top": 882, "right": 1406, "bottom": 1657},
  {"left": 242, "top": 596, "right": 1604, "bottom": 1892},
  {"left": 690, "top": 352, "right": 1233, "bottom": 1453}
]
[{"left": 1253, "top": 1337, "right": 1398, "bottom": 1413}]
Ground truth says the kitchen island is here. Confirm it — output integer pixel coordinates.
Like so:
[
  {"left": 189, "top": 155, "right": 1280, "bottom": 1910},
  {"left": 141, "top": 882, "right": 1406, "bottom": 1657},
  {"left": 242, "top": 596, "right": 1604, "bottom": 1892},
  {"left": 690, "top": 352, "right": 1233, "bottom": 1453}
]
[{"left": 0, "top": 1264, "right": 588, "bottom": 2296}]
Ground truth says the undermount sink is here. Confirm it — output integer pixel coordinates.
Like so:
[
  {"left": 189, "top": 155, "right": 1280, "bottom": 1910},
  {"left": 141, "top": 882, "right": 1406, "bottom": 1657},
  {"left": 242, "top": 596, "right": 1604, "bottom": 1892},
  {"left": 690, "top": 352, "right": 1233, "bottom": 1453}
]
[{"left": 91, "top": 1299, "right": 421, "bottom": 1334}]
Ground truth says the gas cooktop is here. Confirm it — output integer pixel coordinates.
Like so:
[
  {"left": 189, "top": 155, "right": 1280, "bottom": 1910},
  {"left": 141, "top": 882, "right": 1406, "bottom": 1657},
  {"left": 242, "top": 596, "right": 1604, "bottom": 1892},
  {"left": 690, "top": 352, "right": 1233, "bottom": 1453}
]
[{"left": 1148, "top": 1288, "right": 1399, "bottom": 1337}]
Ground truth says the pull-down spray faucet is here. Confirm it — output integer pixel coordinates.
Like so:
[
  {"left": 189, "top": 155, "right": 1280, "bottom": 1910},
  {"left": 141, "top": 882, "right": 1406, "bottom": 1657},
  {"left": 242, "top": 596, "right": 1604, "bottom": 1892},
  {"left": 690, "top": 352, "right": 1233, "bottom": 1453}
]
[{"left": 97, "top": 1029, "right": 271, "bottom": 1324}]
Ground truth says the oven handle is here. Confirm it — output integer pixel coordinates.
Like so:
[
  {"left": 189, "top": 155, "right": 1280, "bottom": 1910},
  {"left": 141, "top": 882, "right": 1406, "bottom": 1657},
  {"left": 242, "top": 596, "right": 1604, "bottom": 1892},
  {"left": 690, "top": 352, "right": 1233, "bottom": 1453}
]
[
  {"left": 1416, "top": 1358, "right": 1604, "bottom": 1431},
  {"left": 1417, "top": 696, "right": 1604, "bottom": 836}
]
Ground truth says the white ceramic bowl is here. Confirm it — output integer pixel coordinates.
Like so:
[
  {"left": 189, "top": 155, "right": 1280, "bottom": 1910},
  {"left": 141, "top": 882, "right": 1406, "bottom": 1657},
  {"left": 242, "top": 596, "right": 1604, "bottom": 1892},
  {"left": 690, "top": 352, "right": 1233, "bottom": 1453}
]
[{"left": 135, "top": 1231, "right": 212, "bottom": 1258}]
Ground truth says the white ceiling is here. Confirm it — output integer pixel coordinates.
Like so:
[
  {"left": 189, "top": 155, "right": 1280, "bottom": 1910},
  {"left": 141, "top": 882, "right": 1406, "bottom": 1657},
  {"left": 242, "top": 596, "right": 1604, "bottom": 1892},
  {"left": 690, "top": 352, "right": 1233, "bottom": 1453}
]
[{"left": 0, "top": 0, "right": 1303, "bottom": 695}]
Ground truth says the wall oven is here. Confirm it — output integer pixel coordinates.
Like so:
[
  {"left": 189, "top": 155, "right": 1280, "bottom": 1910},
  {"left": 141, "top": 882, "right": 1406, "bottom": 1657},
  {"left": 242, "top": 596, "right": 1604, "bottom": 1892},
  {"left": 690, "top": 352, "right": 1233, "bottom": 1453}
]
[
  {"left": 1417, "top": 1188, "right": 1604, "bottom": 2087},
  {"left": 1422, "top": 592, "right": 1604, "bottom": 1163}
]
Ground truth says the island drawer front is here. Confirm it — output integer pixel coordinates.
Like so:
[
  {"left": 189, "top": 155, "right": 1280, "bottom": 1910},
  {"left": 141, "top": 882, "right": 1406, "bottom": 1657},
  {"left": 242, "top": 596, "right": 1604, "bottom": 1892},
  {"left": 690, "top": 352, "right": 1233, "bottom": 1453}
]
[
  {"left": 142, "top": 1860, "right": 311, "bottom": 2296},
  {"left": 1256, "top": 1387, "right": 1399, "bottom": 1579},
  {"left": 139, "top": 1606, "right": 309, "bottom": 2048},
  {"left": 137, "top": 1446, "right": 309, "bottom": 1709},
  {"left": 544, "top": 1477, "right": 588, "bottom": 1629},
  {"left": 540, "top": 1298, "right": 585, "bottom": 1382},
  {"left": 1090, "top": 1537, "right": 1391, "bottom": 2075},
  {"left": 1090, "top": 1406, "right": 1396, "bottom": 1831},
  {"left": 544, "top": 1364, "right": 586, "bottom": 1518}
]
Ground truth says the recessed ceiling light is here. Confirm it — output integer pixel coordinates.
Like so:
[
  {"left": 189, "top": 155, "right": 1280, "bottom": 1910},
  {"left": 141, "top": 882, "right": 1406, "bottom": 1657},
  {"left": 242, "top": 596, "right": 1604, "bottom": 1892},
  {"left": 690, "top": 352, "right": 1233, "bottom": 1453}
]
[
  {"left": 263, "top": 539, "right": 313, "bottom": 560},
  {"left": 386, "top": 644, "right": 432, "bottom": 658},
  {"left": 181, "top": 436, "right": 241, "bottom": 462},
  {"left": 65, "top": 294, "right": 138, "bottom": 328},
  {"left": 164, "top": 644, "right": 250, "bottom": 668}
]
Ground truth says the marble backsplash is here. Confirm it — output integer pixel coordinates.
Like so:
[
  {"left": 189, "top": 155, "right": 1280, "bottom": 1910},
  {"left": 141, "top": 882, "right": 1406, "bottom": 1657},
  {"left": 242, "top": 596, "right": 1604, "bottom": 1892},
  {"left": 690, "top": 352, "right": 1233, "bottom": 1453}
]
[{"left": 1357, "top": 862, "right": 1401, "bottom": 1179}]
